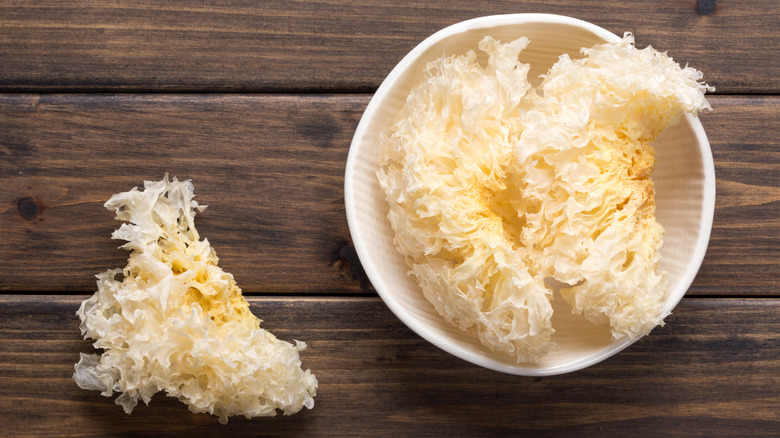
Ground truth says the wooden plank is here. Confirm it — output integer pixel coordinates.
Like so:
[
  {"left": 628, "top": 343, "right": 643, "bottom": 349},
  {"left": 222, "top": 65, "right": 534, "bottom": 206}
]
[
  {"left": 0, "top": 94, "right": 369, "bottom": 293},
  {"left": 0, "top": 295, "right": 778, "bottom": 436},
  {"left": 692, "top": 97, "right": 780, "bottom": 296},
  {"left": 0, "top": 0, "right": 777, "bottom": 93},
  {"left": 1, "top": 94, "right": 778, "bottom": 295}
]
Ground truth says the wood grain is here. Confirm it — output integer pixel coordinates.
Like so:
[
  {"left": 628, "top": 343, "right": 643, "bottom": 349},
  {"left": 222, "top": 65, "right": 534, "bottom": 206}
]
[
  {"left": 0, "top": 94, "right": 369, "bottom": 293},
  {"left": 692, "top": 97, "right": 780, "bottom": 296},
  {"left": 0, "top": 295, "right": 777, "bottom": 437},
  {"left": 0, "top": 0, "right": 777, "bottom": 93},
  {"left": 1, "top": 94, "right": 777, "bottom": 295}
]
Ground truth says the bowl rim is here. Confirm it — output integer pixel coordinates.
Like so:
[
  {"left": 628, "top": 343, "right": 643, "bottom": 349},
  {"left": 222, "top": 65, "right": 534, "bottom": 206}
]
[{"left": 345, "top": 13, "right": 716, "bottom": 376}]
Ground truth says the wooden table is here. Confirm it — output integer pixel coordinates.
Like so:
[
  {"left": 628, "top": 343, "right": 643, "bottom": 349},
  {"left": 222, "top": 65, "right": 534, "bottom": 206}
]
[{"left": 1, "top": 2, "right": 778, "bottom": 436}]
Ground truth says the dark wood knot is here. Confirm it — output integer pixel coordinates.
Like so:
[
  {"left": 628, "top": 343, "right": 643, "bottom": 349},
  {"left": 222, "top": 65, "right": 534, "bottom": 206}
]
[
  {"left": 333, "top": 240, "right": 371, "bottom": 291},
  {"left": 696, "top": 0, "right": 716, "bottom": 15},
  {"left": 16, "top": 197, "right": 40, "bottom": 221}
]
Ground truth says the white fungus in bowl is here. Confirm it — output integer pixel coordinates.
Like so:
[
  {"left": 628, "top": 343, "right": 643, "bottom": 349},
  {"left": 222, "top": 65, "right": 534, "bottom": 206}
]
[
  {"left": 74, "top": 175, "right": 317, "bottom": 423},
  {"left": 377, "top": 34, "right": 712, "bottom": 362}
]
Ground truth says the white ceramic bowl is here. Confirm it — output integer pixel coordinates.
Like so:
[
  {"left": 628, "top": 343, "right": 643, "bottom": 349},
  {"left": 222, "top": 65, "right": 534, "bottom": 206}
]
[{"left": 344, "top": 14, "right": 715, "bottom": 375}]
